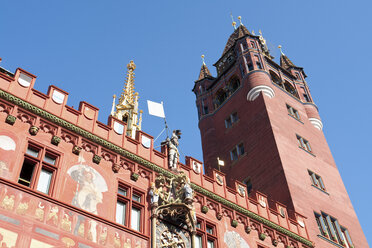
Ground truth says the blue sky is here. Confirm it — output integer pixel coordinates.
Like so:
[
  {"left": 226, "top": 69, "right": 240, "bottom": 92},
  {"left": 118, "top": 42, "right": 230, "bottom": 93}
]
[{"left": 1, "top": 0, "right": 371, "bottom": 244}]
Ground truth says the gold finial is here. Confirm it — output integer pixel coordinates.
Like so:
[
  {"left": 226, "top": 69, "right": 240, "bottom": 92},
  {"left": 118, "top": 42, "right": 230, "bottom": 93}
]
[
  {"left": 113, "top": 94, "right": 116, "bottom": 98},
  {"left": 127, "top": 60, "right": 136, "bottom": 71},
  {"left": 238, "top": 16, "right": 243, "bottom": 26},
  {"left": 278, "top": 45, "right": 284, "bottom": 55},
  {"left": 252, "top": 30, "right": 255, "bottom": 35},
  {"left": 139, "top": 110, "right": 143, "bottom": 113},
  {"left": 230, "top": 13, "right": 237, "bottom": 30},
  {"left": 201, "top": 54, "right": 206, "bottom": 65},
  {"left": 259, "top": 29, "right": 262, "bottom": 36}
]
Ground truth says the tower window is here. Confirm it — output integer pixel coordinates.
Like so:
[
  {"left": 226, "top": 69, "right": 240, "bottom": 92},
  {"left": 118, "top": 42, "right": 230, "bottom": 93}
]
[
  {"left": 201, "top": 100, "right": 209, "bottom": 115},
  {"left": 245, "top": 55, "right": 253, "bottom": 72},
  {"left": 225, "top": 112, "right": 238, "bottom": 128},
  {"left": 269, "top": 71, "right": 282, "bottom": 86},
  {"left": 18, "top": 143, "right": 59, "bottom": 195},
  {"left": 296, "top": 135, "right": 312, "bottom": 153},
  {"left": 286, "top": 104, "right": 300, "bottom": 120},
  {"left": 254, "top": 55, "right": 263, "bottom": 70},
  {"left": 250, "top": 41, "right": 256, "bottom": 48},
  {"left": 314, "top": 212, "right": 354, "bottom": 247},
  {"left": 308, "top": 170, "right": 326, "bottom": 192},
  {"left": 230, "top": 143, "right": 245, "bottom": 161},
  {"left": 115, "top": 183, "right": 144, "bottom": 233}
]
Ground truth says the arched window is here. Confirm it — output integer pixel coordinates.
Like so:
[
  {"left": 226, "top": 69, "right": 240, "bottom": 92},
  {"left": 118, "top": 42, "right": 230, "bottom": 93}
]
[
  {"left": 229, "top": 78, "right": 240, "bottom": 92},
  {"left": 269, "top": 71, "right": 282, "bottom": 87},
  {"left": 215, "top": 89, "right": 228, "bottom": 107},
  {"left": 283, "top": 81, "right": 299, "bottom": 98}
]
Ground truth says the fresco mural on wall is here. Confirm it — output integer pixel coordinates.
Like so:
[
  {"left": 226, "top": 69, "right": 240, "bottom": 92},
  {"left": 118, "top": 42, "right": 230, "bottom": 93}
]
[
  {"left": 224, "top": 230, "right": 250, "bottom": 248},
  {"left": 67, "top": 153, "right": 108, "bottom": 215},
  {"left": 0, "top": 134, "right": 17, "bottom": 179},
  {"left": 0, "top": 227, "right": 18, "bottom": 247},
  {"left": 0, "top": 183, "right": 149, "bottom": 247}
]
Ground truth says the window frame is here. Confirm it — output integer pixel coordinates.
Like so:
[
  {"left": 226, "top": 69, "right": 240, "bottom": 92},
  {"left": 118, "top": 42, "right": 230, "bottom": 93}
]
[
  {"left": 296, "top": 135, "right": 313, "bottom": 153},
  {"left": 286, "top": 104, "right": 301, "bottom": 121},
  {"left": 314, "top": 211, "right": 353, "bottom": 247},
  {"left": 308, "top": 170, "right": 327, "bottom": 192},
  {"left": 230, "top": 143, "right": 245, "bottom": 161},
  {"left": 225, "top": 112, "right": 239, "bottom": 129},
  {"left": 196, "top": 218, "right": 218, "bottom": 248},
  {"left": 115, "top": 182, "right": 145, "bottom": 233},
  {"left": 18, "top": 141, "right": 59, "bottom": 196}
]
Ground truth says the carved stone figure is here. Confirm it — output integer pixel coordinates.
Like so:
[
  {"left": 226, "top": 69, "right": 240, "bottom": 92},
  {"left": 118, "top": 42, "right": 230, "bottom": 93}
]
[
  {"left": 166, "top": 130, "right": 181, "bottom": 170},
  {"left": 149, "top": 182, "right": 159, "bottom": 206},
  {"left": 183, "top": 178, "right": 193, "bottom": 204}
]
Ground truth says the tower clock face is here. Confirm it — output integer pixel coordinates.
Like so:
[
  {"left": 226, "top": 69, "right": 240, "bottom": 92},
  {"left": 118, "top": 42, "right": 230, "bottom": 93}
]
[{"left": 156, "top": 221, "right": 191, "bottom": 248}]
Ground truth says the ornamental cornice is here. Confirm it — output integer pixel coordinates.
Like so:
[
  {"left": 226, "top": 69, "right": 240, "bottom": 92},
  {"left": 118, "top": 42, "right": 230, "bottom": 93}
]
[{"left": 0, "top": 89, "right": 313, "bottom": 247}]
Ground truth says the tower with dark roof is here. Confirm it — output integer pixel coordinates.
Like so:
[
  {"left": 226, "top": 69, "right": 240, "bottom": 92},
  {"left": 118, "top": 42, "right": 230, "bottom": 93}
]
[{"left": 193, "top": 22, "right": 368, "bottom": 248}]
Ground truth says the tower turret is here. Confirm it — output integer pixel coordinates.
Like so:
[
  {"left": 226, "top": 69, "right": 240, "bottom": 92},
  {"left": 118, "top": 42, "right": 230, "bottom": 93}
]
[{"left": 193, "top": 17, "right": 367, "bottom": 248}]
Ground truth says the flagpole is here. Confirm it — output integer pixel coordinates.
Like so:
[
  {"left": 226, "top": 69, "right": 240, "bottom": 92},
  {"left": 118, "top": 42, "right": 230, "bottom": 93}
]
[{"left": 162, "top": 101, "right": 170, "bottom": 138}]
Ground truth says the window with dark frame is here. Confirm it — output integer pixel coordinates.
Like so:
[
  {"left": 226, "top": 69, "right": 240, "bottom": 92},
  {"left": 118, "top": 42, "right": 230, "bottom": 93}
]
[
  {"left": 314, "top": 212, "right": 354, "bottom": 247},
  {"left": 195, "top": 218, "right": 218, "bottom": 248},
  {"left": 308, "top": 170, "right": 326, "bottom": 192},
  {"left": 18, "top": 143, "right": 59, "bottom": 195},
  {"left": 115, "top": 183, "right": 144, "bottom": 233},
  {"left": 225, "top": 112, "right": 239, "bottom": 128},
  {"left": 296, "top": 135, "right": 312, "bottom": 153},
  {"left": 286, "top": 104, "right": 300, "bottom": 121},
  {"left": 230, "top": 143, "right": 245, "bottom": 161}
]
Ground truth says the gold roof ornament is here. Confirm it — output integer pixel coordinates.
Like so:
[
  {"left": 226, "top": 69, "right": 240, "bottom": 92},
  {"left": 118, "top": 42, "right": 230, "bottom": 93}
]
[
  {"left": 238, "top": 16, "right": 243, "bottom": 26},
  {"left": 230, "top": 13, "right": 237, "bottom": 30},
  {"left": 111, "top": 60, "right": 142, "bottom": 138},
  {"left": 278, "top": 45, "right": 285, "bottom": 55},
  {"left": 201, "top": 54, "right": 206, "bottom": 65}
]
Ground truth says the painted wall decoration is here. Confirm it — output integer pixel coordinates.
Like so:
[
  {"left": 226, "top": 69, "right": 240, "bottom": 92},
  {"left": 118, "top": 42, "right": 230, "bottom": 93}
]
[
  {"left": 67, "top": 164, "right": 108, "bottom": 215},
  {"left": 0, "top": 182, "right": 149, "bottom": 247},
  {"left": 0, "top": 227, "right": 18, "bottom": 247},
  {"left": 224, "top": 231, "right": 250, "bottom": 248},
  {"left": 0, "top": 134, "right": 17, "bottom": 179},
  {"left": 0, "top": 135, "right": 16, "bottom": 151}
]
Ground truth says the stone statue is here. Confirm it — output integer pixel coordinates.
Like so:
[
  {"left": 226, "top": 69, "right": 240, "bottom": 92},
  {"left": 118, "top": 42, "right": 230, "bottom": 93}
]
[
  {"left": 183, "top": 177, "right": 193, "bottom": 204},
  {"left": 166, "top": 130, "right": 181, "bottom": 170},
  {"left": 149, "top": 182, "right": 159, "bottom": 206}
]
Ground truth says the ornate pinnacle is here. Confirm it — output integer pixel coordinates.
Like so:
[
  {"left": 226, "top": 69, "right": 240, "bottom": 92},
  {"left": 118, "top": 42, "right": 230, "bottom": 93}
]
[{"left": 119, "top": 60, "right": 137, "bottom": 105}]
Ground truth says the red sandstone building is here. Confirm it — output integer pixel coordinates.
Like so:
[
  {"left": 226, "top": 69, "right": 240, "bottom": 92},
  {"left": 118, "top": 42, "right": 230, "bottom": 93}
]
[{"left": 0, "top": 21, "right": 367, "bottom": 248}]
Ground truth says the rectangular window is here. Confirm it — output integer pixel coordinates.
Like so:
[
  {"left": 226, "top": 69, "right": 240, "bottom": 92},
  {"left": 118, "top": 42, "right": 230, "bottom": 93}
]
[
  {"left": 195, "top": 235, "right": 203, "bottom": 248},
  {"left": 18, "top": 143, "right": 59, "bottom": 195},
  {"left": 314, "top": 212, "right": 353, "bottom": 247},
  {"left": 286, "top": 104, "right": 300, "bottom": 120},
  {"left": 116, "top": 184, "right": 144, "bottom": 233},
  {"left": 230, "top": 143, "right": 245, "bottom": 161},
  {"left": 230, "top": 147, "right": 238, "bottom": 161},
  {"left": 308, "top": 170, "right": 326, "bottom": 191},
  {"left": 115, "top": 201, "right": 127, "bottom": 225},
  {"left": 36, "top": 169, "right": 53, "bottom": 194},
  {"left": 196, "top": 219, "right": 218, "bottom": 248},
  {"left": 225, "top": 112, "right": 238, "bottom": 128},
  {"left": 131, "top": 207, "right": 141, "bottom": 231},
  {"left": 296, "top": 135, "right": 312, "bottom": 153}
]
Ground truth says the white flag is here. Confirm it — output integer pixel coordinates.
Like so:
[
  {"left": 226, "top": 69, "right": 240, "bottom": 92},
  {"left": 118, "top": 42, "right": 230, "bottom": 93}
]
[
  {"left": 217, "top": 157, "right": 225, "bottom": 166},
  {"left": 147, "top": 100, "right": 165, "bottom": 118}
]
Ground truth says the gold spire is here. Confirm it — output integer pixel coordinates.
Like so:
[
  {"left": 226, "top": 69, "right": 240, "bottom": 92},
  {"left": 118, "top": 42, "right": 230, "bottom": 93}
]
[
  {"left": 119, "top": 60, "right": 136, "bottom": 105},
  {"left": 111, "top": 60, "right": 142, "bottom": 138},
  {"left": 278, "top": 45, "right": 285, "bottom": 55}
]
